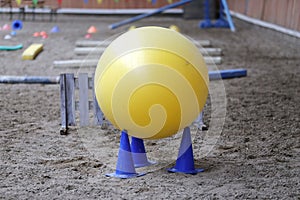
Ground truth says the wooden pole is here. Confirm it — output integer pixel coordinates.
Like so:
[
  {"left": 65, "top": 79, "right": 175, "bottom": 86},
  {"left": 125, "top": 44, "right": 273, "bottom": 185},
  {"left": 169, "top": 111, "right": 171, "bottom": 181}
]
[{"left": 0, "top": 76, "right": 59, "bottom": 84}]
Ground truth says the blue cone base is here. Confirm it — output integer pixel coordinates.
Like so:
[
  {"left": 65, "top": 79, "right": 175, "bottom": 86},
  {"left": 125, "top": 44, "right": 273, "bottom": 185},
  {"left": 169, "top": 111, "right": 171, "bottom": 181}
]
[
  {"left": 106, "top": 171, "right": 146, "bottom": 179},
  {"left": 134, "top": 160, "right": 157, "bottom": 168},
  {"left": 167, "top": 127, "right": 204, "bottom": 175},
  {"left": 214, "top": 18, "right": 230, "bottom": 28},
  {"left": 199, "top": 20, "right": 213, "bottom": 28},
  {"left": 167, "top": 167, "right": 204, "bottom": 175}
]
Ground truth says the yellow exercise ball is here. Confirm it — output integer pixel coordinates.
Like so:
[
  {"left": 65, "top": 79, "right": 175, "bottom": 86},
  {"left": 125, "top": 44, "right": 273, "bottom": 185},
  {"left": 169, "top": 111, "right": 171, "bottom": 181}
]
[
  {"left": 169, "top": 25, "right": 180, "bottom": 32},
  {"left": 94, "top": 26, "right": 209, "bottom": 139},
  {"left": 128, "top": 25, "right": 136, "bottom": 31}
]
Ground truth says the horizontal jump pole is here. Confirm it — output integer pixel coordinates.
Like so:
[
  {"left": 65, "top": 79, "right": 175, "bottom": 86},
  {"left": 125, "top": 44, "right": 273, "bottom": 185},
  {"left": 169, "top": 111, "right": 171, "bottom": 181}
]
[
  {"left": 53, "top": 59, "right": 99, "bottom": 68},
  {"left": 206, "top": 57, "right": 222, "bottom": 64},
  {"left": 74, "top": 47, "right": 222, "bottom": 56},
  {"left": 109, "top": 0, "right": 192, "bottom": 29},
  {"left": 53, "top": 57, "right": 222, "bottom": 68},
  {"left": 209, "top": 68, "right": 247, "bottom": 80},
  {"left": 0, "top": 76, "right": 60, "bottom": 84},
  {"left": 74, "top": 47, "right": 106, "bottom": 54},
  {"left": 75, "top": 40, "right": 212, "bottom": 47},
  {"left": 0, "top": 69, "right": 247, "bottom": 85},
  {"left": 76, "top": 40, "right": 112, "bottom": 47}
]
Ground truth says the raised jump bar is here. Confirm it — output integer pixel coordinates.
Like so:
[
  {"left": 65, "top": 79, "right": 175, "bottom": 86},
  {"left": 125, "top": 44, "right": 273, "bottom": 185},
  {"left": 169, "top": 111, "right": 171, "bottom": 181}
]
[
  {"left": 209, "top": 68, "right": 247, "bottom": 80},
  {"left": 0, "top": 69, "right": 247, "bottom": 86},
  {"left": 0, "top": 75, "right": 60, "bottom": 84},
  {"left": 53, "top": 57, "right": 222, "bottom": 68},
  {"left": 75, "top": 40, "right": 212, "bottom": 47},
  {"left": 74, "top": 47, "right": 222, "bottom": 56},
  {"left": 53, "top": 59, "right": 99, "bottom": 68}
]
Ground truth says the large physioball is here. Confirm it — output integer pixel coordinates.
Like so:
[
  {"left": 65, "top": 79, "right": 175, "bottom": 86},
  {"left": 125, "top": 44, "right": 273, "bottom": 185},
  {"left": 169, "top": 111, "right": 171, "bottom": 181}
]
[{"left": 94, "top": 26, "right": 209, "bottom": 140}]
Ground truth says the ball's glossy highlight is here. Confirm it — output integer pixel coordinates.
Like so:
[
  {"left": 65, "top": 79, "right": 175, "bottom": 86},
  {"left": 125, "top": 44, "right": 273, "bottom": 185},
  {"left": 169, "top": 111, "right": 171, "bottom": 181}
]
[{"left": 94, "top": 26, "right": 209, "bottom": 139}]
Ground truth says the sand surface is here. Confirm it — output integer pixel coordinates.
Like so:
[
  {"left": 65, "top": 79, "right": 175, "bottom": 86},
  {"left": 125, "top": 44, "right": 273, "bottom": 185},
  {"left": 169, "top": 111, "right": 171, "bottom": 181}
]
[{"left": 0, "top": 14, "right": 299, "bottom": 199}]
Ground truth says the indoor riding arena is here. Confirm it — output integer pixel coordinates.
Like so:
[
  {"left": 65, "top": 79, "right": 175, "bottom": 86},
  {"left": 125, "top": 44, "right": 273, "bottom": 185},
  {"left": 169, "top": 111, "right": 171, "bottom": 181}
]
[{"left": 0, "top": 0, "right": 299, "bottom": 199}]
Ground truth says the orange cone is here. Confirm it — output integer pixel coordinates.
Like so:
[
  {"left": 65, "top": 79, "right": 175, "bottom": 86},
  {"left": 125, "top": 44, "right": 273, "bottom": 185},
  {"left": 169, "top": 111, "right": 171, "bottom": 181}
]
[
  {"left": 87, "top": 26, "right": 97, "bottom": 34},
  {"left": 33, "top": 32, "right": 40, "bottom": 37},
  {"left": 40, "top": 31, "right": 47, "bottom": 36},
  {"left": 85, "top": 33, "right": 92, "bottom": 39},
  {"left": 42, "top": 34, "right": 48, "bottom": 39},
  {"left": 2, "top": 24, "right": 10, "bottom": 30}
]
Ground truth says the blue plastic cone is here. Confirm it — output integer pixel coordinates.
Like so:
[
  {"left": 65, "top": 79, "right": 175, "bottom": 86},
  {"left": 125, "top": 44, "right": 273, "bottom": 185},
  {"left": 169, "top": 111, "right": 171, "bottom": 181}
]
[
  {"left": 51, "top": 26, "right": 60, "bottom": 33},
  {"left": 168, "top": 127, "right": 204, "bottom": 174},
  {"left": 131, "top": 137, "right": 156, "bottom": 168},
  {"left": 106, "top": 130, "right": 146, "bottom": 178},
  {"left": 11, "top": 20, "right": 23, "bottom": 31}
]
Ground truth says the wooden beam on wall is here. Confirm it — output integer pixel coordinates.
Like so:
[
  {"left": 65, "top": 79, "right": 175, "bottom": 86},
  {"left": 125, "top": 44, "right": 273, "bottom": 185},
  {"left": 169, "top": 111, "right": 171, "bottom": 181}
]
[
  {"left": 247, "top": 0, "right": 265, "bottom": 19},
  {"left": 229, "top": 0, "right": 300, "bottom": 32}
]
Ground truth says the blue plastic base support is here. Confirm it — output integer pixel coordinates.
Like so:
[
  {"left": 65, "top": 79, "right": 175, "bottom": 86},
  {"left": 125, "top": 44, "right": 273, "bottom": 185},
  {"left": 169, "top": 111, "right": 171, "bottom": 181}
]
[
  {"left": 167, "top": 127, "right": 204, "bottom": 175},
  {"left": 214, "top": 18, "right": 230, "bottom": 28},
  {"left": 106, "top": 171, "right": 146, "bottom": 179},
  {"left": 199, "top": 0, "right": 235, "bottom": 31},
  {"left": 168, "top": 167, "right": 204, "bottom": 175},
  {"left": 199, "top": 19, "right": 213, "bottom": 28}
]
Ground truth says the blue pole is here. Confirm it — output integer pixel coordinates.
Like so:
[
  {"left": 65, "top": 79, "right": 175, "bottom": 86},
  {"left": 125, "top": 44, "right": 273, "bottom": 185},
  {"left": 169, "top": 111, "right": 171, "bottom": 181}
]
[
  {"left": 199, "top": 0, "right": 213, "bottom": 28},
  {"left": 109, "top": 0, "right": 193, "bottom": 29},
  {"left": 214, "top": 0, "right": 230, "bottom": 28},
  {"left": 209, "top": 69, "right": 247, "bottom": 80},
  {"left": 221, "top": 0, "right": 235, "bottom": 32},
  {"left": 204, "top": 0, "right": 210, "bottom": 21}
]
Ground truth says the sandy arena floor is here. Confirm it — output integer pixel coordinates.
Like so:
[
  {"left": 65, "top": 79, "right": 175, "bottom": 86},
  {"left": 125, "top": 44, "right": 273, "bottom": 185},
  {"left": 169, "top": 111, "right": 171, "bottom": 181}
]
[{"left": 0, "top": 14, "right": 299, "bottom": 199}]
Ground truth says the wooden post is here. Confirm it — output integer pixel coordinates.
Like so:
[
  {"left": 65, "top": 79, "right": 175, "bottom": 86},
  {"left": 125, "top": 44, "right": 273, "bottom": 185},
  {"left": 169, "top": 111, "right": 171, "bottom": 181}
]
[
  {"left": 60, "top": 73, "right": 75, "bottom": 134},
  {"left": 78, "top": 73, "right": 89, "bottom": 127},
  {"left": 92, "top": 74, "right": 103, "bottom": 126}
]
